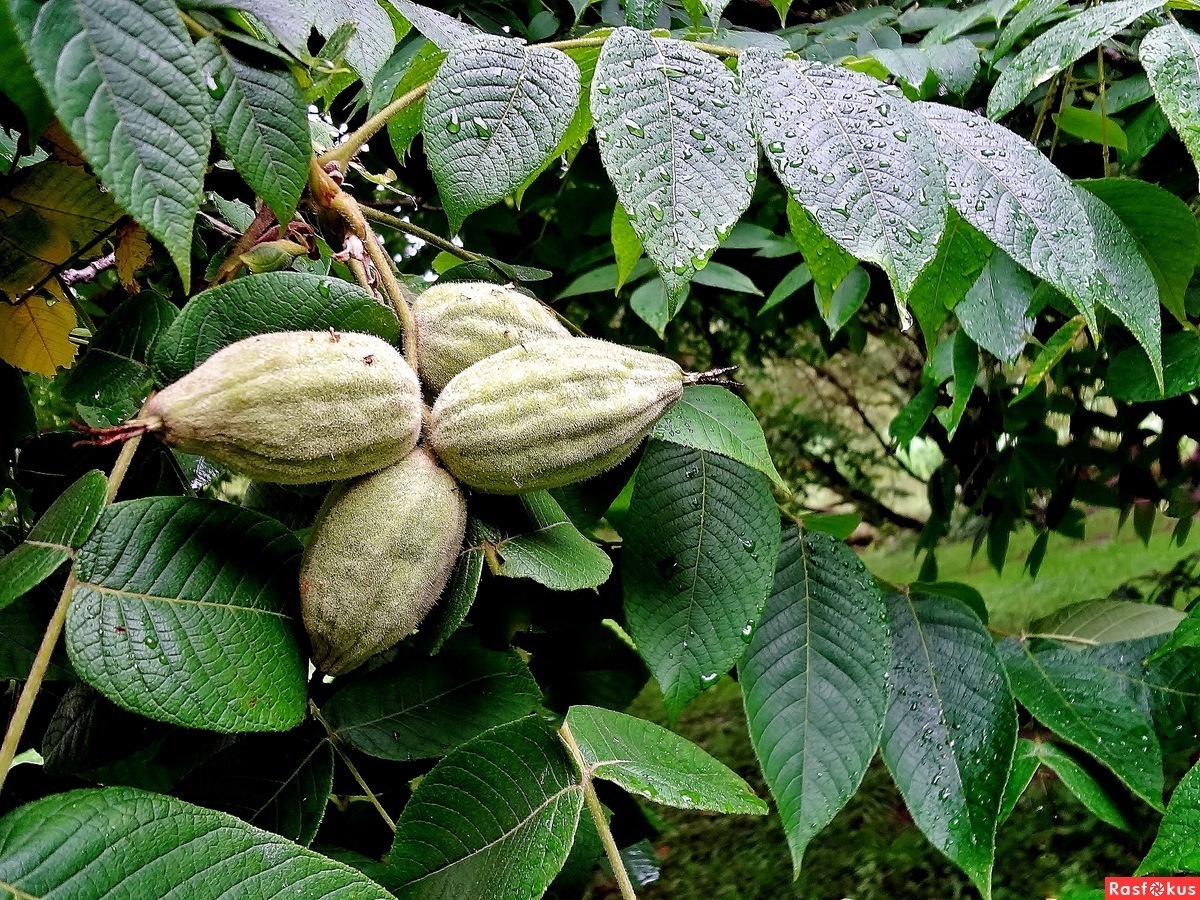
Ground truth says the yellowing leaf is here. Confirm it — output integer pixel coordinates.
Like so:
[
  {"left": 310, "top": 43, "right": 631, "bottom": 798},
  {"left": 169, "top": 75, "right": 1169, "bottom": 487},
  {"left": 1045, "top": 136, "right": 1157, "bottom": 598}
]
[
  {"left": 0, "top": 160, "right": 121, "bottom": 304},
  {"left": 115, "top": 225, "right": 152, "bottom": 293},
  {"left": 0, "top": 295, "right": 78, "bottom": 376}
]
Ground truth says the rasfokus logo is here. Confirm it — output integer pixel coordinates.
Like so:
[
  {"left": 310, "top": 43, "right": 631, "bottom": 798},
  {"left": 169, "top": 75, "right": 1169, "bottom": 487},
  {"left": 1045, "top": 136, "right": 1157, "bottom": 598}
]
[{"left": 1106, "top": 877, "right": 1200, "bottom": 896}]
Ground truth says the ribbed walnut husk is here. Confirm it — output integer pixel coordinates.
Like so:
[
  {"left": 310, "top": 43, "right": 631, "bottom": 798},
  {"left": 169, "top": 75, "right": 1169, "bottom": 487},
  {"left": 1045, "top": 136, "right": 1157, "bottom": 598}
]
[
  {"left": 428, "top": 336, "right": 684, "bottom": 494},
  {"left": 413, "top": 281, "right": 571, "bottom": 393},
  {"left": 142, "top": 330, "right": 422, "bottom": 484},
  {"left": 300, "top": 448, "right": 467, "bottom": 675}
]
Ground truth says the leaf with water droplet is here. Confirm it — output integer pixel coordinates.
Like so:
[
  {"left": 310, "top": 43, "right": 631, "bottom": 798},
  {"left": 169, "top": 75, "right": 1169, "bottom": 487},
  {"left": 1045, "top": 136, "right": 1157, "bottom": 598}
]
[{"left": 1141, "top": 22, "right": 1200, "bottom": 193}]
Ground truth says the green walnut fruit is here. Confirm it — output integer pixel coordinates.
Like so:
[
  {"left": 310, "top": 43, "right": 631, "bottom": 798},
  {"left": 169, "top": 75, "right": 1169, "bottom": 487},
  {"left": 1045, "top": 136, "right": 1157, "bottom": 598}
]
[
  {"left": 300, "top": 448, "right": 467, "bottom": 675},
  {"left": 413, "top": 281, "right": 571, "bottom": 392},
  {"left": 141, "top": 330, "right": 422, "bottom": 484},
  {"left": 428, "top": 336, "right": 684, "bottom": 494}
]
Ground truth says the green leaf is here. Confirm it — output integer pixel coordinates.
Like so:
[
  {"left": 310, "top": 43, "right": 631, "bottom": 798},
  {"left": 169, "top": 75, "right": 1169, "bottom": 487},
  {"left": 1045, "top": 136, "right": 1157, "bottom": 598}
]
[
  {"left": 483, "top": 492, "right": 613, "bottom": 591},
  {"left": 890, "top": 380, "right": 938, "bottom": 445},
  {"left": 151, "top": 272, "right": 400, "bottom": 384},
  {"left": 1151, "top": 606, "right": 1200, "bottom": 660},
  {"left": 997, "top": 739, "right": 1040, "bottom": 825},
  {"left": 419, "top": 520, "right": 485, "bottom": 655},
  {"left": 800, "top": 512, "right": 862, "bottom": 540},
  {"left": 612, "top": 202, "right": 644, "bottom": 292},
  {"left": 745, "top": 50, "right": 946, "bottom": 298},
  {"left": 423, "top": 35, "right": 579, "bottom": 231},
  {"left": 624, "top": 0, "right": 663, "bottom": 27},
  {"left": 1107, "top": 329, "right": 1200, "bottom": 401},
  {"left": 0, "top": 469, "right": 107, "bottom": 611},
  {"left": 822, "top": 265, "right": 871, "bottom": 336},
  {"left": 1138, "top": 757, "right": 1200, "bottom": 874},
  {"left": 564, "top": 705, "right": 766, "bottom": 813},
  {"left": 623, "top": 442, "right": 781, "bottom": 719},
  {"left": 67, "top": 497, "right": 308, "bottom": 733},
  {"left": 1076, "top": 187, "right": 1162, "bottom": 387},
  {"left": 1028, "top": 739, "right": 1132, "bottom": 831},
  {"left": 1053, "top": 106, "right": 1129, "bottom": 150},
  {"left": 987, "top": 0, "right": 1167, "bottom": 119},
  {"left": 390, "top": 0, "right": 480, "bottom": 50},
  {"left": 1032, "top": 599, "right": 1184, "bottom": 647},
  {"left": 0, "top": 786, "right": 389, "bottom": 897},
  {"left": 1000, "top": 639, "right": 1163, "bottom": 808},
  {"left": 761, "top": 263, "right": 812, "bottom": 314},
  {"left": 0, "top": 0, "right": 50, "bottom": 135},
  {"left": 881, "top": 592, "right": 1017, "bottom": 899},
  {"left": 194, "top": 37, "right": 309, "bottom": 227},
  {"left": 921, "top": 103, "right": 1105, "bottom": 332},
  {"left": 651, "top": 385, "right": 786, "bottom": 489},
  {"left": 0, "top": 597, "right": 72, "bottom": 681},
  {"left": 786, "top": 198, "right": 856, "bottom": 306},
  {"left": 1014, "top": 315, "right": 1086, "bottom": 401},
  {"left": 324, "top": 643, "right": 543, "bottom": 761},
  {"left": 11, "top": 0, "right": 209, "bottom": 285},
  {"left": 1142, "top": 22, "right": 1200, "bottom": 190},
  {"left": 1080, "top": 178, "right": 1200, "bottom": 322},
  {"left": 62, "top": 292, "right": 178, "bottom": 415},
  {"left": 385, "top": 717, "right": 584, "bottom": 898},
  {"left": 906, "top": 210, "right": 994, "bottom": 348},
  {"left": 630, "top": 277, "right": 671, "bottom": 337},
  {"left": 992, "top": 0, "right": 1069, "bottom": 62},
  {"left": 384, "top": 41, "right": 446, "bottom": 161},
  {"left": 593, "top": 28, "right": 756, "bottom": 315},
  {"left": 691, "top": 261, "right": 762, "bottom": 295},
  {"left": 739, "top": 528, "right": 889, "bottom": 870},
  {"left": 174, "top": 727, "right": 334, "bottom": 845}
]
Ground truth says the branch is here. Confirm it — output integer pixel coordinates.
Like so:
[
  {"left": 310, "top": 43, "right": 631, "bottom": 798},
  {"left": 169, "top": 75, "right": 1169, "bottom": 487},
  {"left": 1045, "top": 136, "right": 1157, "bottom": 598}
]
[
  {"left": 318, "top": 82, "right": 429, "bottom": 172},
  {"left": 360, "top": 206, "right": 481, "bottom": 262},
  {"left": 59, "top": 252, "right": 116, "bottom": 286}
]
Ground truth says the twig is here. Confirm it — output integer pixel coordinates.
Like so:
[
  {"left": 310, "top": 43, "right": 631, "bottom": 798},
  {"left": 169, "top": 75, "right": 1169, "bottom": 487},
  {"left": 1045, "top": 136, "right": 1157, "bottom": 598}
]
[
  {"left": 360, "top": 206, "right": 481, "bottom": 261},
  {"left": 310, "top": 700, "right": 396, "bottom": 832},
  {"left": 0, "top": 432, "right": 143, "bottom": 793},
  {"left": 318, "top": 83, "right": 429, "bottom": 173},
  {"left": 559, "top": 722, "right": 637, "bottom": 900},
  {"left": 1096, "top": 46, "right": 1111, "bottom": 177},
  {"left": 14, "top": 220, "right": 124, "bottom": 306},
  {"left": 363, "top": 224, "right": 420, "bottom": 368},
  {"left": 59, "top": 252, "right": 117, "bottom": 286}
]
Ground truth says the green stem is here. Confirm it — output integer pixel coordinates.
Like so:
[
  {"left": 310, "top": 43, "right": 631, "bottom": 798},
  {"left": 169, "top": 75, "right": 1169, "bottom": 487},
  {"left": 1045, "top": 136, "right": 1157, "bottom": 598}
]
[
  {"left": 559, "top": 722, "right": 637, "bottom": 900},
  {"left": 360, "top": 206, "right": 481, "bottom": 261},
  {"left": 319, "top": 83, "right": 429, "bottom": 172},
  {"left": 310, "top": 701, "right": 396, "bottom": 832}
]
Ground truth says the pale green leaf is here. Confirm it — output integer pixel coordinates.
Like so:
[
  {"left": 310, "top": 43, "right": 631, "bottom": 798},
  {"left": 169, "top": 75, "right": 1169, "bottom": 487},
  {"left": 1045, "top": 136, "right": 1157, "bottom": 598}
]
[
  {"left": 1142, "top": 22, "right": 1200, "bottom": 190},
  {"left": 956, "top": 251, "right": 1034, "bottom": 364},
  {"left": 1032, "top": 599, "right": 1184, "bottom": 647}
]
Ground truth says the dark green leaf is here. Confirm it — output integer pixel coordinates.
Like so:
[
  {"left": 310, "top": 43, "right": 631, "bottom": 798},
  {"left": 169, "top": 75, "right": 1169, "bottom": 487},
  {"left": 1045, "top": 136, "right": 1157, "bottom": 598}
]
[
  {"left": 1107, "top": 330, "right": 1200, "bottom": 401},
  {"left": 384, "top": 41, "right": 446, "bottom": 161},
  {"left": 652, "top": 385, "right": 785, "bottom": 488},
  {"left": 194, "top": 37, "right": 309, "bottom": 226},
  {"left": 483, "top": 492, "right": 613, "bottom": 591},
  {"left": 1053, "top": 106, "right": 1128, "bottom": 149},
  {"left": 760, "top": 263, "right": 812, "bottom": 314},
  {"left": 0, "top": 786, "right": 389, "bottom": 896},
  {"left": 739, "top": 528, "right": 890, "bottom": 869},
  {"left": 151, "top": 272, "right": 400, "bottom": 384},
  {"left": 623, "top": 442, "right": 781, "bottom": 719},
  {"left": 1000, "top": 639, "right": 1163, "bottom": 808},
  {"left": 746, "top": 50, "right": 946, "bottom": 298},
  {"left": 1138, "top": 758, "right": 1200, "bottom": 874},
  {"left": 67, "top": 497, "right": 308, "bottom": 732},
  {"left": 624, "top": 0, "right": 664, "bottom": 28},
  {"left": 564, "top": 705, "right": 766, "bottom": 814},
  {"left": 881, "top": 592, "right": 1017, "bottom": 898},
  {"left": 419, "top": 520, "right": 485, "bottom": 654},
  {"left": 890, "top": 381, "right": 938, "bottom": 445},
  {"left": 997, "top": 739, "right": 1040, "bottom": 825},
  {"left": 385, "top": 717, "right": 584, "bottom": 898},
  {"left": 593, "top": 29, "right": 756, "bottom": 314},
  {"left": 324, "top": 643, "right": 542, "bottom": 761},
  {"left": 0, "top": 469, "right": 107, "bottom": 611},
  {"left": 0, "top": 0, "right": 50, "bottom": 135},
  {"left": 786, "top": 199, "right": 856, "bottom": 306},
  {"left": 11, "top": 0, "right": 209, "bottom": 284},
  {"left": 1030, "top": 739, "right": 1132, "bottom": 831},
  {"left": 822, "top": 265, "right": 871, "bottom": 336},
  {"left": 0, "top": 594, "right": 72, "bottom": 681},
  {"left": 424, "top": 35, "right": 579, "bottom": 230}
]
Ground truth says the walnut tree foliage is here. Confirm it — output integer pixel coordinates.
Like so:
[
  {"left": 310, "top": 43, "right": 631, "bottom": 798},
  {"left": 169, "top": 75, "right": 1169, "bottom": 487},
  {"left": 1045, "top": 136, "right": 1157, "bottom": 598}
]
[{"left": 2, "top": 0, "right": 1200, "bottom": 896}]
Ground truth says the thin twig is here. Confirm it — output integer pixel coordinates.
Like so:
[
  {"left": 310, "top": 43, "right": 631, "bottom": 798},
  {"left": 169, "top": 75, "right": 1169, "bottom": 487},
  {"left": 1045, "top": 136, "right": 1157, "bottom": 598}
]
[
  {"left": 559, "top": 722, "right": 637, "bottom": 900},
  {"left": 318, "top": 83, "right": 430, "bottom": 172},
  {"left": 360, "top": 206, "right": 481, "bottom": 261},
  {"left": 60, "top": 252, "right": 117, "bottom": 287},
  {"left": 0, "top": 432, "right": 143, "bottom": 793},
  {"left": 310, "top": 700, "right": 396, "bottom": 832},
  {"left": 1096, "top": 46, "right": 1111, "bottom": 177}
]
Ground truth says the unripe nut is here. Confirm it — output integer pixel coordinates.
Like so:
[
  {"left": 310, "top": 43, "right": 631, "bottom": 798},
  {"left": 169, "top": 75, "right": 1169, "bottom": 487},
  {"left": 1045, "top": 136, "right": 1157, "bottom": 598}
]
[
  {"left": 142, "top": 330, "right": 422, "bottom": 484},
  {"left": 428, "top": 336, "right": 684, "bottom": 494},
  {"left": 300, "top": 448, "right": 467, "bottom": 675},
  {"left": 414, "top": 281, "right": 571, "bottom": 393}
]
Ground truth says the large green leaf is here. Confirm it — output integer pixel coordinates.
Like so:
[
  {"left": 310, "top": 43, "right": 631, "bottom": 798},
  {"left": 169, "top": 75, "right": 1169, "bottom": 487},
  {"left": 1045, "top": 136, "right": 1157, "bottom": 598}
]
[
  {"left": 1107, "top": 329, "right": 1200, "bottom": 401},
  {"left": 385, "top": 717, "right": 584, "bottom": 898},
  {"left": 1031, "top": 599, "right": 1184, "bottom": 647},
  {"left": 391, "top": 0, "right": 480, "bottom": 49},
  {"left": 1079, "top": 178, "right": 1200, "bottom": 323},
  {"left": 1142, "top": 21, "right": 1200, "bottom": 190},
  {"left": 652, "top": 385, "right": 785, "bottom": 489},
  {"left": 151, "top": 272, "right": 400, "bottom": 384},
  {"left": 66, "top": 497, "right": 308, "bottom": 733},
  {"left": 987, "top": 0, "right": 1167, "bottom": 119},
  {"left": 0, "top": 469, "right": 107, "bottom": 611},
  {"left": 745, "top": 50, "right": 946, "bottom": 299},
  {"left": 1075, "top": 188, "right": 1161, "bottom": 385},
  {"left": 992, "top": 0, "right": 1069, "bottom": 62},
  {"left": 380, "top": 40, "right": 447, "bottom": 161},
  {"left": 480, "top": 492, "right": 613, "bottom": 591},
  {"left": 0, "top": 786, "right": 388, "bottom": 897},
  {"left": 423, "top": 35, "right": 579, "bottom": 231},
  {"left": 592, "top": 29, "right": 756, "bottom": 314},
  {"left": 11, "top": 0, "right": 209, "bottom": 284},
  {"left": 1000, "top": 639, "right": 1163, "bottom": 808},
  {"left": 194, "top": 38, "right": 309, "bottom": 227},
  {"left": 955, "top": 252, "right": 1034, "bottom": 364},
  {"left": 1138, "top": 758, "right": 1200, "bottom": 874},
  {"left": 738, "top": 528, "right": 890, "bottom": 870},
  {"left": 786, "top": 198, "right": 857, "bottom": 307},
  {"left": 921, "top": 102, "right": 1104, "bottom": 332},
  {"left": 1024, "top": 739, "right": 1132, "bottom": 831},
  {"left": 906, "top": 210, "right": 994, "bottom": 347},
  {"left": 623, "top": 441, "right": 781, "bottom": 719},
  {"left": 324, "top": 643, "right": 542, "bottom": 761},
  {"left": 881, "top": 593, "right": 1017, "bottom": 899},
  {"left": 564, "top": 705, "right": 766, "bottom": 814}
]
